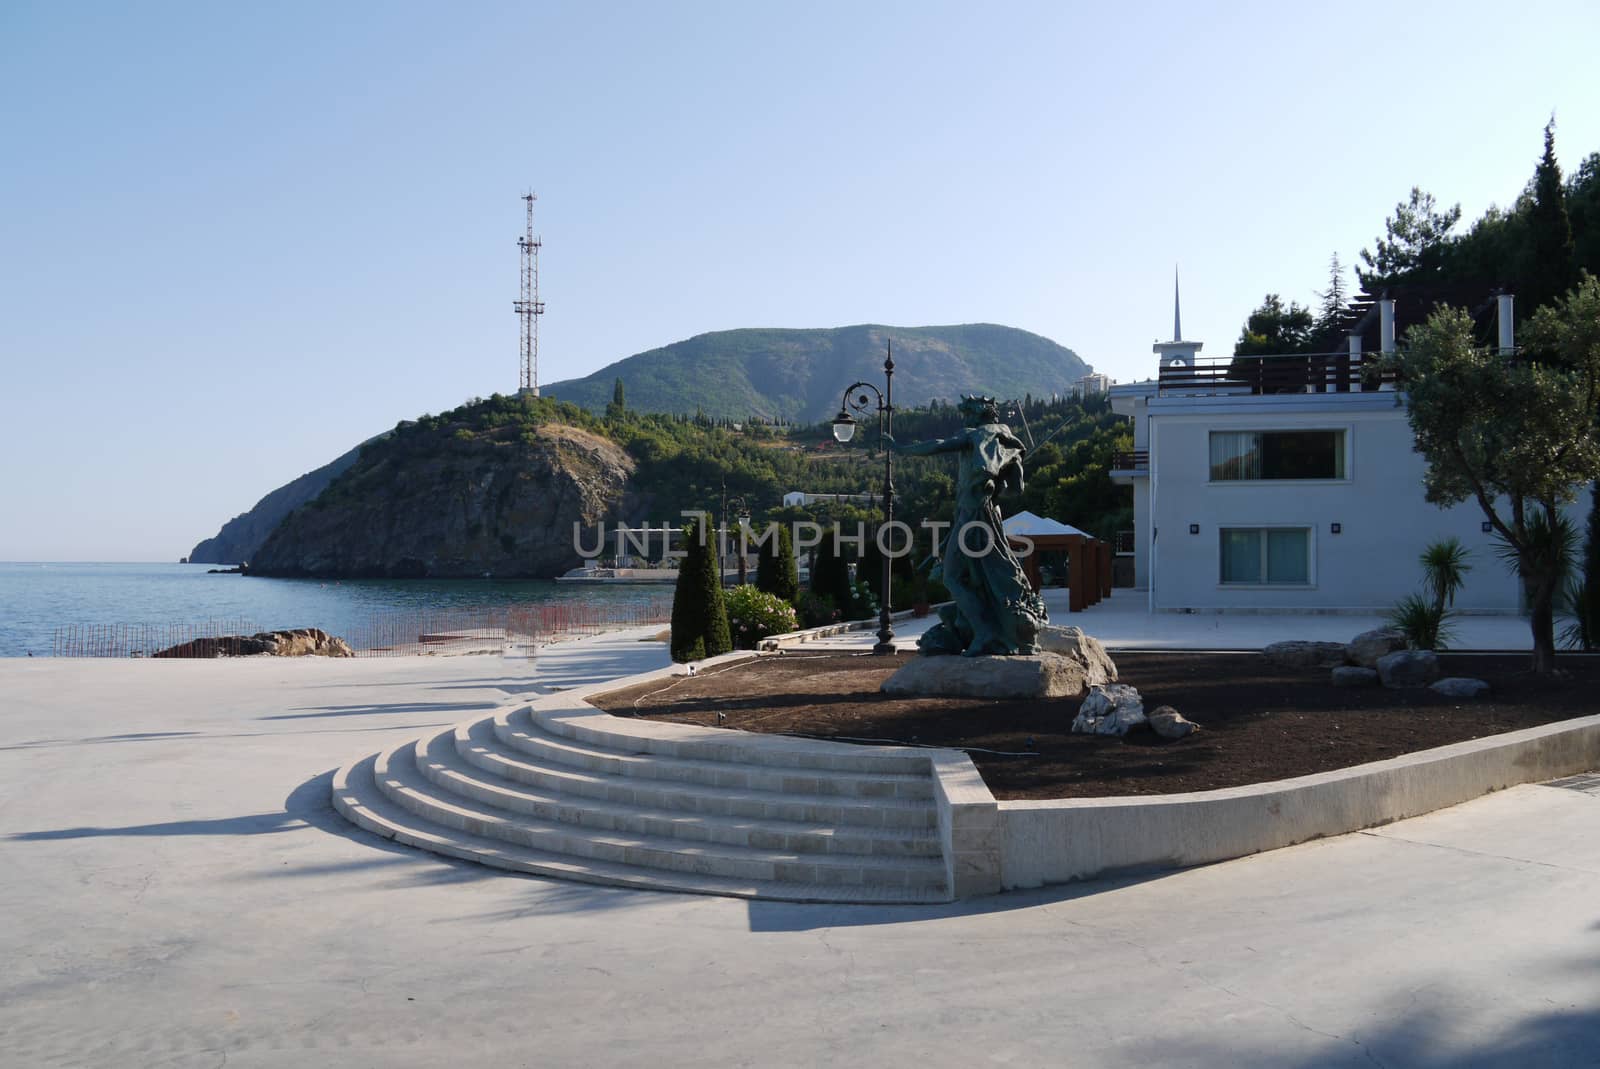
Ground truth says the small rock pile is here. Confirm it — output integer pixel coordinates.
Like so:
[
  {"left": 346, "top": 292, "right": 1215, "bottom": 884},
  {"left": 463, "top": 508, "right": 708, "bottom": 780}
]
[
  {"left": 1263, "top": 628, "right": 1490, "bottom": 697},
  {"left": 1070, "top": 685, "right": 1199, "bottom": 740}
]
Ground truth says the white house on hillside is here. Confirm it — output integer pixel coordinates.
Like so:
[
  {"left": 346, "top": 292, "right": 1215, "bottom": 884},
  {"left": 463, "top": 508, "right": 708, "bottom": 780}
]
[{"left": 1108, "top": 284, "right": 1557, "bottom": 614}]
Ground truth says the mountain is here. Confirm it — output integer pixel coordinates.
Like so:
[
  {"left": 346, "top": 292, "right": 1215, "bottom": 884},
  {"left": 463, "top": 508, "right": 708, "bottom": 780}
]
[
  {"left": 248, "top": 407, "right": 638, "bottom": 579},
  {"left": 542, "top": 323, "right": 1090, "bottom": 421},
  {"left": 188, "top": 438, "right": 381, "bottom": 564}
]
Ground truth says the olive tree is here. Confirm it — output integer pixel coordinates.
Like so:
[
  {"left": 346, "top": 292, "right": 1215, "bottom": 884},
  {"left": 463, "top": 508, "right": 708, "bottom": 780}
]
[{"left": 1391, "top": 277, "right": 1600, "bottom": 673}]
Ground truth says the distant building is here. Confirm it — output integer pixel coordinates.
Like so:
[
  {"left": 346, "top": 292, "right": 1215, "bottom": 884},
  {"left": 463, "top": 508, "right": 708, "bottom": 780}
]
[
  {"left": 781, "top": 491, "right": 879, "bottom": 508},
  {"left": 1074, "top": 372, "right": 1113, "bottom": 397}
]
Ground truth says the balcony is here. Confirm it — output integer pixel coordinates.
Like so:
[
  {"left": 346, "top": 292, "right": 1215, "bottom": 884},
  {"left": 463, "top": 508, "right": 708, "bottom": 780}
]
[
  {"left": 1110, "top": 450, "right": 1149, "bottom": 482},
  {"left": 1158, "top": 352, "right": 1396, "bottom": 396}
]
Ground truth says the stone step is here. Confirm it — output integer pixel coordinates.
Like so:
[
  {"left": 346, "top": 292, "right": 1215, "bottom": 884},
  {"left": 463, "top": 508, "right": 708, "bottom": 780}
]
[
  {"left": 496, "top": 708, "right": 935, "bottom": 801},
  {"left": 455, "top": 718, "right": 937, "bottom": 831},
  {"left": 332, "top": 755, "right": 949, "bottom": 904},
  {"left": 372, "top": 742, "right": 949, "bottom": 892},
  {"left": 536, "top": 704, "right": 931, "bottom": 775},
  {"left": 419, "top": 727, "right": 941, "bottom": 858}
]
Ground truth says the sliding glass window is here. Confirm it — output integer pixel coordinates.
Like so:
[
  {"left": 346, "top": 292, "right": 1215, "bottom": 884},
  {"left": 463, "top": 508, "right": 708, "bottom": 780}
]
[{"left": 1210, "top": 430, "right": 1345, "bottom": 481}]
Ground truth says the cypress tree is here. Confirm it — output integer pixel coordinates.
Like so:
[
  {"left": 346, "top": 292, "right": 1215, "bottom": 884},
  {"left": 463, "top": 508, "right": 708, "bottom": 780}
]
[
  {"left": 670, "top": 519, "right": 732, "bottom": 663},
  {"left": 1527, "top": 117, "right": 1578, "bottom": 315},
  {"left": 755, "top": 524, "right": 800, "bottom": 604},
  {"left": 809, "top": 534, "right": 855, "bottom": 616}
]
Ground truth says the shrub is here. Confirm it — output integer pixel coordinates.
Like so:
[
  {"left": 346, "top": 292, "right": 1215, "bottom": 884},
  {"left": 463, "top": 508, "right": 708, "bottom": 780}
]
[
  {"left": 1420, "top": 537, "right": 1471, "bottom": 616},
  {"left": 755, "top": 524, "right": 800, "bottom": 605},
  {"left": 724, "top": 585, "right": 798, "bottom": 649},
  {"left": 1388, "top": 593, "right": 1455, "bottom": 651},
  {"left": 798, "top": 592, "right": 839, "bottom": 629},
  {"left": 670, "top": 519, "right": 732, "bottom": 663}
]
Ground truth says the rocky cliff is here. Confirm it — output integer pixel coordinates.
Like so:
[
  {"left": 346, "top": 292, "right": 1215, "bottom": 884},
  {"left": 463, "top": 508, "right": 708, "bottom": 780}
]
[
  {"left": 189, "top": 438, "right": 376, "bottom": 564},
  {"left": 248, "top": 416, "right": 635, "bottom": 579}
]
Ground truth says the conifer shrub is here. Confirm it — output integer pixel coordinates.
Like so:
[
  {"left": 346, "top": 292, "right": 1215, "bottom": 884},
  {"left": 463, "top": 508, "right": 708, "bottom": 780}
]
[
  {"left": 755, "top": 524, "right": 800, "bottom": 605},
  {"left": 670, "top": 519, "right": 732, "bottom": 663}
]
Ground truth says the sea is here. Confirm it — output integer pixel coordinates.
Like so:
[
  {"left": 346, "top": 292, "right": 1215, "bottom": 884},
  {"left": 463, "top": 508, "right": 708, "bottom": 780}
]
[{"left": 0, "top": 562, "right": 667, "bottom": 657}]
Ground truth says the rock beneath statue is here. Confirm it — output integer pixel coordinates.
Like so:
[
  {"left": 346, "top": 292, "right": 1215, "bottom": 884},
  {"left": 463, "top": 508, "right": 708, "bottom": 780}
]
[
  {"left": 1037, "top": 625, "right": 1118, "bottom": 684},
  {"left": 1377, "top": 649, "right": 1441, "bottom": 688},
  {"left": 1147, "top": 704, "right": 1199, "bottom": 739},
  {"left": 1071, "top": 684, "right": 1147, "bottom": 736},
  {"left": 1430, "top": 677, "right": 1490, "bottom": 699},
  {"left": 1346, "top": 627, "right": 1408, "bottom": 668},
  {"left": 881, "top": 652, "right": 1092, "bottom": 700},
  {"left": 1332, "top": 666, "right": 1381, "bottom": 688},
  {"left": 1263, "top": 640, "right": 1349, "bottom": 670}
]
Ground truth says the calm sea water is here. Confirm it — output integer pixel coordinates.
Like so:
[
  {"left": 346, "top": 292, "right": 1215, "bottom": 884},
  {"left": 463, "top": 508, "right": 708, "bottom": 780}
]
[{"left": 0, "top": 562, "right": 666, "bottom": 657}]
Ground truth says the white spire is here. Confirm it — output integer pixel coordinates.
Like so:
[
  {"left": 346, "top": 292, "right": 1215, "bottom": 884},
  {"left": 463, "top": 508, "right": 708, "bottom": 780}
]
[{"left": 1173, "top": 265, "right": 1182, "bottom": 343}]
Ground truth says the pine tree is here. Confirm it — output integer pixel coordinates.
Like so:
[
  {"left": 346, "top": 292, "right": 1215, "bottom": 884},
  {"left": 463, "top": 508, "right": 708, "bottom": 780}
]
[
  {"left": 1526, "top": 117, "right": 1578, "bottom": 315},
  {"left": 755, "top": 524, "right": 800, "bottom": 604},
  {"left": 1314, "top": 252, "right": 1348, "bottom": 339},
  {"left": 670, "top": 519, "right": 732, "bottom": 663}
]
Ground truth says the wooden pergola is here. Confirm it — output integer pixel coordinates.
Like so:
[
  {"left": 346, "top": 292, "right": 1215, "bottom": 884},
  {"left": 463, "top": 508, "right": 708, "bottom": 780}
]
[{"left": 1003, "top": 510, "right": 1110, "bottom": 613}]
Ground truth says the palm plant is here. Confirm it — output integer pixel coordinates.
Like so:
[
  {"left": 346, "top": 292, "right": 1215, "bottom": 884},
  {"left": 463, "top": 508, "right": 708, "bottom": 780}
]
[
  {"left": 1420, "top": 537, "right": 1471, "bottom": 617},
  {"left": 1388, "top": 593, "right": 1454, "bottom": 651}
]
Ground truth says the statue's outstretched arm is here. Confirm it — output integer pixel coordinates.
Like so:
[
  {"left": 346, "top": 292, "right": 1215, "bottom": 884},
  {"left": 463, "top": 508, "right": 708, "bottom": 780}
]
[{"left": 887, "top": 430, "right": 970, "bottom": 457}]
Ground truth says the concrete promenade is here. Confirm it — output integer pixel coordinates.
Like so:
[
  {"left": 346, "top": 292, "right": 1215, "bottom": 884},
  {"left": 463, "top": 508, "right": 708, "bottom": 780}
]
[{"left": 2, "top": 620, "right": 1597, "bottom": 1067}]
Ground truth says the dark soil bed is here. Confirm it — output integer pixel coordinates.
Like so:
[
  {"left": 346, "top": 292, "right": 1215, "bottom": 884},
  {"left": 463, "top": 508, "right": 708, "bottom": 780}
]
[{"left": 588, "top": 651, "right": 1600, "bottom": 800}]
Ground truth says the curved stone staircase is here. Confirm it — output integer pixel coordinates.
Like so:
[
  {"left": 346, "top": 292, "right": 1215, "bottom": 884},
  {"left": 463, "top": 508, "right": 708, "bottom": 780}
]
[{"left": 331, "top": 698, "right": 953, "bottom": 903}]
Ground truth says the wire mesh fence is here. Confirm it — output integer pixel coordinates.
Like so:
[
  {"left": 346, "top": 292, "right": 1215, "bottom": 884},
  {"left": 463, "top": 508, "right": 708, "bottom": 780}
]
[{"left": 51, "top": 598, "right": 674, "bottom": 659}]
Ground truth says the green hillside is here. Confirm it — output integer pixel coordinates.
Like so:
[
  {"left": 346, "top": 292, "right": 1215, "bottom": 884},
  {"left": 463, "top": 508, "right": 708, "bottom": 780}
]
[{"left": 543, "top": 323, "right": 1090, "bottom": 421}]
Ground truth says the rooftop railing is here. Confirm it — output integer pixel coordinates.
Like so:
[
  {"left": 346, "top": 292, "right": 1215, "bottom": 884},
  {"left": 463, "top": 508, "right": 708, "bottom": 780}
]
[{"left": 1158, "top": 351, "right": 1396, "bottom": 396}]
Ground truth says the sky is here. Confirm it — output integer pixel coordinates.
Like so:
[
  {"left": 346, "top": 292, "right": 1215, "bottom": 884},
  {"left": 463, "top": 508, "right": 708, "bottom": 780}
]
[{"left": 3, "top": 0, "right": 1598, "bottom": 560}]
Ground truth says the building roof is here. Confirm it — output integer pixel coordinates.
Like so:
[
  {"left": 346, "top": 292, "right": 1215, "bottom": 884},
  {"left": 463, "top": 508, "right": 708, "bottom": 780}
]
[{"left": 1003, "top": 510, "right": 1091, "bottom": 538}]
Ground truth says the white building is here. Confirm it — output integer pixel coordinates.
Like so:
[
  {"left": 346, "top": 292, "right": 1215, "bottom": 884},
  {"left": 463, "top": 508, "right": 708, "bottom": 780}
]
[
  {"left": 1075, "top": 372, "right": 1113, "bottom": 397},
  {"left": 1109, "top": 285, "right": 1546, "bottom": 614}
]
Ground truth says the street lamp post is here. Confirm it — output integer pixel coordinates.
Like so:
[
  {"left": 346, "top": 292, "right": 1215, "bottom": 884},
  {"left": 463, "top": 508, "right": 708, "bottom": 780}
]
[{"left": 831, "top": 341, "right": 896, "bottom": 655}]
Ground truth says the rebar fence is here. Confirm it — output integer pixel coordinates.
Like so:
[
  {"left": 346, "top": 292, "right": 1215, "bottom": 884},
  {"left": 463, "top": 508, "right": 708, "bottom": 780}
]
[{"left": 50, "top": 598, "right": 673, "bottom": 658}]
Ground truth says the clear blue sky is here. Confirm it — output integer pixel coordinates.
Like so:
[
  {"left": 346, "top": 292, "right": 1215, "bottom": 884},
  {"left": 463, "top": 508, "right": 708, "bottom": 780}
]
[{"left": 3, "top": 1, "right": 1597, "bottom": 560}]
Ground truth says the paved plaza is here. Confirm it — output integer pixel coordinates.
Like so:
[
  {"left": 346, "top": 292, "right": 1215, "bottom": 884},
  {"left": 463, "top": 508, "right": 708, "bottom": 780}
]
[{"left": 2, "top": 614, "right": 1596, "bottom": 1067}]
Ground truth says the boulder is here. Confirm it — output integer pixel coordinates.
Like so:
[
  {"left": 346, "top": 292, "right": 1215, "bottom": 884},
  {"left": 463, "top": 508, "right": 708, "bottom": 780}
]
[
  {"left": 1263, "top": 640, "right": 1349, "bottom": 670},
  {"left": 1430, "top": 677, "right": 1490, "bottom": 699},
  {"left": 1071, "top": 684, "right": 1147, "bottom": 736},
  {"left": 1331, "top": 666, "right": 1381, "bottom": 688},
  {"left": 1346, "top": 628, "right": 1408, "bottom": 668},
  {"left": 154, "top": 628, "right": 354, "bottom": 659},
  {"left": 881, "top": 652, "right": 1091, "bottom": 700},
  {"left": 1147, "top": 704, "right": 1199, "bottom": 739},
  {"left": 1377, "top": 649, "right": 1441, "bottom": 689},
  {"left": 1036, "top": 625, "right": 1117, "bottom": 684}
]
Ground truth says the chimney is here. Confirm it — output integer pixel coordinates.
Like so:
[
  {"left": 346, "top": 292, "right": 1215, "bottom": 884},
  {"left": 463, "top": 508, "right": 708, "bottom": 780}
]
[
  {"left": 1498, "top": 292, "right": 1515, "bottom": 354},
  {"left": 1379, "top": 298, "right": 1396, "bottom": 354},
  {"left": 1347, "top": 333, "right": 1361, "bottom": 359}
]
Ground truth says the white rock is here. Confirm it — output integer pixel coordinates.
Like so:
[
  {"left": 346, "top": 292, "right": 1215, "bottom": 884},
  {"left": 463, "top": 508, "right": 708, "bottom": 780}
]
[
  {"left": 1263, "top": 640, "right": 1349, "bottom": 670},
  {"left": 881, "top": 652, "right": 1091, "bottom": 700},
  {"left": 1346, "top": 628, "right": 1408, "bottom": 669},
  {"left": 1331, "top": 666, "right": 1381, "bottom": 688},
  {"left": 1071, "top": 683, "right": 1147, "bottom": 736},
  {"left": 1430, "top": 677, "right": 1490, "bottom": 699},
  {"left": 1377, "top": 649, "right": 1441, "bottom": 688},
  {"left": 1037, "top": 626, "right": 1118, "bottom": 684},
  {"left": 1147, "top": 705, "right": 1198, "bottom": 739}
]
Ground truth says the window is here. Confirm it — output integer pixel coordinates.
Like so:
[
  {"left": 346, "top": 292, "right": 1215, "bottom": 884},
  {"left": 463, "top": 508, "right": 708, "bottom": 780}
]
[
  {"left": 1220, "top": 527, "right": 1310, "bottom": 585},
  {"left": 1210, "top": 430, "right": 1346, "bottom": 480}
]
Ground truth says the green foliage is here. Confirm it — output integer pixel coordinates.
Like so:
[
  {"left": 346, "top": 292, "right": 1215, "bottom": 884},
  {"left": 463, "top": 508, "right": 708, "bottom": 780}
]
[
  {"left": 1388, "top": 593, "right": 1455, "bottom": 651},
  {"left": 1572, "top": 483, "right": 1600, "bottom": 650},
  {"left": 669, "top": 520, "right": 732, "bottom": 663},
  {"left": 606, "top": 377, "right": 626, "bottom": 420},
  {"left": 754, "top": 524, "right": 801, "bottom": 604},
  {"left": 808, "top": 536, "right": 854, "bottom": 616},
  {"left": 1234, "top": 294, "right": 1316, "bottom": 356},
  {"left": 1526, "top": 118, "right": 1579, "bottom": 315},
  {"left": 798, "top": 592, "right": 839, "bottom": 629},
  {"left": 1392, "top": 283, "right": 1600, "bottom": 670},
  {"left": 1358, "top": 186, "right": 1462, "bottom": 288},
  {"left": 723, "top": 585, "right": 798, "bottom": 649},
  {"left": 1419, "top": 537, "right": 1472, "bottom": 616}
]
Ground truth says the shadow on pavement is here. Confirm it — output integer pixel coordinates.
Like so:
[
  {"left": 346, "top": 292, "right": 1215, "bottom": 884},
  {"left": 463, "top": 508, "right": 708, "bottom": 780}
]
[{"left": 260, "top": 700, "right": 498, "bottom": 721}]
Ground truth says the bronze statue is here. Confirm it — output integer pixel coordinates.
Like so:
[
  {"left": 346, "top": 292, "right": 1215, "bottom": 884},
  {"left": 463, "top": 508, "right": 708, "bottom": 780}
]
[{"left": 893, "top": 396, "right": 1048, "bottom": 655}]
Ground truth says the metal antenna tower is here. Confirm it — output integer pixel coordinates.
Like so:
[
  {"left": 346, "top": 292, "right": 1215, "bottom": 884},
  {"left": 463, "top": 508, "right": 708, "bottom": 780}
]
[{"left": 514, "top": 192, "right": 544, "bottom": 396}]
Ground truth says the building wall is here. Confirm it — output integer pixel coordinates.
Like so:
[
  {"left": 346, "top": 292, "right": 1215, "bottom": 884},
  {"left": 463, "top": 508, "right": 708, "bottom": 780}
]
[{"left": 1146, "top": 396, "right": 1526, "bottom": 613}]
